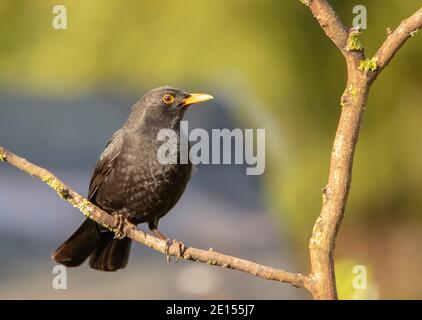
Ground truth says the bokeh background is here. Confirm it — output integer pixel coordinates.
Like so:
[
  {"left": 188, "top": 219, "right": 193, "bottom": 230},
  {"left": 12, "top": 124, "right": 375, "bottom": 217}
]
[{"left": 0, "top": 0, "right": 421, "bottom": 299}]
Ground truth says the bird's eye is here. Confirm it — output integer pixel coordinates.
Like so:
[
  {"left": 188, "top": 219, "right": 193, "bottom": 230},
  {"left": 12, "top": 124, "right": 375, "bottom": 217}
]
[{"left": 162, "top": 94, "right": 174, "bottom": 104}]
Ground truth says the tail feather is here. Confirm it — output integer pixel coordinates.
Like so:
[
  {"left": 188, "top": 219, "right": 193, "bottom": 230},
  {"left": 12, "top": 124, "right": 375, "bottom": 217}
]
[
  {"left": 89, "top": 232, "right": 132, "bottom": 271},
  {"left": 52, "top": 218, "right": 100, "bottom": 267},
  {"left": 52, "top": 218, "right": 132, "bottom": 271}
]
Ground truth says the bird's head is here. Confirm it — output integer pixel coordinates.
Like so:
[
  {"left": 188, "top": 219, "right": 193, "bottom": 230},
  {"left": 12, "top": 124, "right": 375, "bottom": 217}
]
[{"left": 128, "top": 86, "right": 213, "bottom": 129}]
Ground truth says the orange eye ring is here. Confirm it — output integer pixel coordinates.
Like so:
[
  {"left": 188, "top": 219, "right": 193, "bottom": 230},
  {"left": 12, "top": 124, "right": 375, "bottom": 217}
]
[{"left": 162, "top": 94, "right": 174, "bottom": 104}]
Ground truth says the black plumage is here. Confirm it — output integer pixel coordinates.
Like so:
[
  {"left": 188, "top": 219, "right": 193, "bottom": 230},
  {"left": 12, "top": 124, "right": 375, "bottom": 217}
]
[{"left": 52, "top": 86, "right": 213, "bottom": 271}]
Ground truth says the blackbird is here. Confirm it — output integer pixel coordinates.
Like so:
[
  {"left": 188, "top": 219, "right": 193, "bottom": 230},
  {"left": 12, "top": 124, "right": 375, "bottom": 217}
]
[{"left": 52, "top": 86, "right": 213, "bottom": 271}]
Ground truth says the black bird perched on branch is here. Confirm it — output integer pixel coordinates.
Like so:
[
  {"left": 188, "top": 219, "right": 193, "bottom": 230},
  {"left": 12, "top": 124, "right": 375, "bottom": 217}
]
[{"left": 52, "top": 86, "right": 213, "bottom": 271}]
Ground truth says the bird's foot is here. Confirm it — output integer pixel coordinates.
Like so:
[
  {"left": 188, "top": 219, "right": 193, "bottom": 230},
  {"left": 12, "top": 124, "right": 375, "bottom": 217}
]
[
  {"left": 163, "top": 239, "right": 185, "bottom": 263},
  {"left": 172, "top": 239, "right": 185, "bottom": 262},
  {"left": 150, "top": 229, "right": 185, "bottom": 262},
  {"left": 164, "top": 239, "right": 172, "bottom": 262},
  {"left": 112, "top": 212, "right": 137, "bottom": 239}
]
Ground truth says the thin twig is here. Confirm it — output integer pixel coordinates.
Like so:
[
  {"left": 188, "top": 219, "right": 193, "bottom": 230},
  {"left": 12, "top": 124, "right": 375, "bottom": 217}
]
[{"left": 372, "top": 6, "right": 422, "bottom": 81}]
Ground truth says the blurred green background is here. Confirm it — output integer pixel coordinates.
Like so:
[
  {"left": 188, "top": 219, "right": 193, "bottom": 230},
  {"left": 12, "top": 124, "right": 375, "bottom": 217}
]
[{"left": 0, "top": 0, "right": 421, "bottom": 299}]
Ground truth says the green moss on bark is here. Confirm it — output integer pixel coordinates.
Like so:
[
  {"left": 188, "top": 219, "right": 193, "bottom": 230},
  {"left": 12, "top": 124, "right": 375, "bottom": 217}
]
[
  {"left": 347, "top": 31, "right": 363, "bottom": 51},
  {"left": 358, "top": 57, "right": 378, "bottom": 72}
]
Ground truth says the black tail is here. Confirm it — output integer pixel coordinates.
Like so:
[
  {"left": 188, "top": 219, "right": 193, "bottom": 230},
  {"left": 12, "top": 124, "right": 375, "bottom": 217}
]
[
  {"left": 52, "top": 219, "right": 99, "bottom": 267},
  {"left": 52, "top": 219, "right": 132, "bottom": 271},
  {"left": 89, "top": 232, "right": 132, "bottom": 272}
]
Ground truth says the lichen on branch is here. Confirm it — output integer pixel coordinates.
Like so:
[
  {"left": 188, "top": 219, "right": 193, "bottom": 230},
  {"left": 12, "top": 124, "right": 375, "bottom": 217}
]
[
  {"left": 346, "top": 30, "right": 363, "bottom": 51},
  {"left": 358, "top": 57, "right": 379, "bottom": 72}
]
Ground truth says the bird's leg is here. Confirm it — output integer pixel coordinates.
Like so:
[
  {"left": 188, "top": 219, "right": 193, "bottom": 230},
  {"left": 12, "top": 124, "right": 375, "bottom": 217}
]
[
  {"left": 112, "top": 210, "right": 137, "bottom": 239},
  {"left": 148, "top": 221, "right": 185, "bottom": 262},
  {"left": 172, "top": 239, "right": 185, "bottom": 263},
  {"left": 112, "top": 212, "right": 124, "bottom": 239},
  {"left": 149, "top": 226, "right": 172, "bottom": 261},
  {"left": 150, "top": 228, "right": 168, "bottom": 241}
]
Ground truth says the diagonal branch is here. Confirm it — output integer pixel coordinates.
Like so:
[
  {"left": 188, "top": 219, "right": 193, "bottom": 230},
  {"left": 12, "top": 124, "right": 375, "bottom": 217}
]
[
  {"left": 306, "top": 0, "right": 350, "bottom": 56},
  {"left": 0, "top": 146, "right": 309, "bottom": 290},
  {"left": 372, "top": 6, "right": 422, "bottom": 80}
]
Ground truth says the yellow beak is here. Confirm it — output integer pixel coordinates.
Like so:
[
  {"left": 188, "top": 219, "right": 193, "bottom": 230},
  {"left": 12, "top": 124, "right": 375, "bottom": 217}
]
[{"left": 182, "top": 93, "right": 214, "bottom": 107}]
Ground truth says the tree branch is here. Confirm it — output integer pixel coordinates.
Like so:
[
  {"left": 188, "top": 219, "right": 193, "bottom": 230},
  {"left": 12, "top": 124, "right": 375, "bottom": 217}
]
[
  {"left": 307, "top": 0, "right": 349, "bottom": 56},
  {"left": 0, "top": 146, "right": 309, "bottom": 290},
  {"left": 372, "top": 6, "right": 422, "bottom": 80},
  {"left": 301, "top": 0, "right": 422, "bottom": 299}
]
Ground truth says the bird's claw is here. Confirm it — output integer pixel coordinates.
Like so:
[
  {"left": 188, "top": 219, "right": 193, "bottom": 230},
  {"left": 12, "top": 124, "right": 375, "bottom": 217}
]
[
  {"left": 164, "top": 238, "right": 172, "bottom": 262},
  {"left": 174, "top": 240, "right": 185, "bottom": 262},
  {"left": 112, "top": 212, "right": 137, "bottom": 239},
  {"left": 165, "top": 239, "right": 185, "bottom": 263}
]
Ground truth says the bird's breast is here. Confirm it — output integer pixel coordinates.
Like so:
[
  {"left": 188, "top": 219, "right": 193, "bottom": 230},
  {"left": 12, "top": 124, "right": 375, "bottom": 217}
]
[{"left": 95, "top": 137, "right": 192, "bottom": 221}]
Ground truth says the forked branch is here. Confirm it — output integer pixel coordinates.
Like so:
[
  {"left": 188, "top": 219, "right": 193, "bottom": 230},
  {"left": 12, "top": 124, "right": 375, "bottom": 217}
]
[{"left": 302, "top": 0, "right": 422, "bottom": 299}]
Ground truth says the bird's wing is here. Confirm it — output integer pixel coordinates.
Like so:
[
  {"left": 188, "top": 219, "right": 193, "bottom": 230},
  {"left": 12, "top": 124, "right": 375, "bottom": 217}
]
[{"left": 88, "top": 129, "right": 123, "bottom": 201}]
